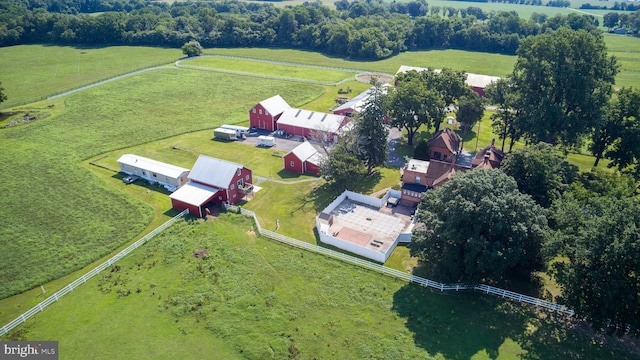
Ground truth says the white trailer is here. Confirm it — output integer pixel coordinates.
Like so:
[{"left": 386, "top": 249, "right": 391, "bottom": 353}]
[
  {"left": 220, "top": 124, "right": 249, "bottom": 138},
  {"left": 257, "top": 135, "right": 275, "bottom": 147},
  {"left": 214, "top": 128, "right": 237, "bottom": 140}
]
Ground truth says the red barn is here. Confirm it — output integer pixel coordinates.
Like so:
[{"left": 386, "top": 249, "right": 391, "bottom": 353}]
[
  {"left": 249, "top": 95, "right": 290, "bottom": 131},
  {"left": 284, "top": 141, "right": 325, "bottom": 175},
  {"left": 276, "top": 108, "right": 349, "bottom": 143},
  {"left": 170, "top": 155, "right": 253, "bottom": 217}
]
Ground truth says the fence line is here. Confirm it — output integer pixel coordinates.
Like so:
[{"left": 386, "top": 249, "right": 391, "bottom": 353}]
[
  {"left": 226, "top": 204, "right": 575, "bottom": 316},
  {"left": 0, "top": 209, "right": 189, "bottom": 338}
]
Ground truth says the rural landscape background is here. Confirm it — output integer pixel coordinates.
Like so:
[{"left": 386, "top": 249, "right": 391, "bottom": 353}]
[{"left": 2, "top": 0, "right": 640, "bottom": 358}]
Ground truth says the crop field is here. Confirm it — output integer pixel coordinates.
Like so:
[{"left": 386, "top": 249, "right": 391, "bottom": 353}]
[
  {"left": 0, "top": 67, "right": 325, "bottom": 299},
  {"left": 5, "top": 214, "right": 637, "bottom": 360},
  {"left": 181, "top": 56, "right": 358, "bottom": 83},
  {"left": 0, "top": 45, "right": 182, "bottom": 108}
]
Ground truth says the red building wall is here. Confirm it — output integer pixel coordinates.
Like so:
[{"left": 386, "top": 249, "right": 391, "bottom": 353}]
[
  {"left": 305, "top": 161, "right": 321, "bottom": 175},
  {"left": 249, "top": 104, "right": 280, "bottom": 131},
  {"left": 283, "top": 153, "right": 304, "bottom": 174},
  {"left": 171, "top": 199, "right": 202, "bottom": 218},
  {"left": 226, "top": 167, "right": 253, "bottom": 205}
]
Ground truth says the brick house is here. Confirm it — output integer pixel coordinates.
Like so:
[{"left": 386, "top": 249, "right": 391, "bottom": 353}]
[{"left": 427, "top": 128, "right": 461, "bottom": 161}]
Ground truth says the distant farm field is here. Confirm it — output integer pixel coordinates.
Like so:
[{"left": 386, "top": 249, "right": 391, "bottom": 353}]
[
  {"left": 7, "top": 214, "right": 637, "bottom": 360},
  {"left": 0, "top": 68, "right": 324, "bottom": 299},
  {"left": 181, "top": 56, "right": 357, "bottom": 83},
  {"left": 0, "top": 45, "right": 182, "bottom": 108}
]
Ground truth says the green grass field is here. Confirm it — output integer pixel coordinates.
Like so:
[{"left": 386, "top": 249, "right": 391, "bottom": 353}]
[
  {"left": 0, "top": 68, "right": 325, "bottom": 299},
  {"left": 181, "top": 56, "right": 358, "bottom": 83},
  {"left": 0, "top": 45, "right": 182, "bottom": 108},
  {"left": 4, "top": 214, "right": 636, "bottom": 360}
]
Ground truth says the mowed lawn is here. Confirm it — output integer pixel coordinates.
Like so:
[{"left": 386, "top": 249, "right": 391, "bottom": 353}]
[
  {"left": 0, "top": 45, "right": 182, "bottom": 108},
  {"left": 5, "top": 214, "right": 636, "bottom": 360},
  {"left": 0, "top": 68, "right": 325, "bottom": 299},
  {"left": 181, "top": 56, "right": 358, "bottom": 83}
]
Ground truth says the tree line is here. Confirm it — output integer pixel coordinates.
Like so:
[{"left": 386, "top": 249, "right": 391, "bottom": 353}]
[{"left": 0, "top": 0, "right": 603, "bottom": 59}]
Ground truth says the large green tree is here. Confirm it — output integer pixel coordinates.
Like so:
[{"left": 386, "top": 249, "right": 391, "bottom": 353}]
[
  {"left": 388, "top": 70, "right": 445, "bottom": 146},
  {"left": 410, "top": 169, "right": 549, "bottom": 283},
  {"left": 501, "top": 142, "right": 576, "bottom": 208},
  {"left": 353, "top": 80, "right": 389, "bottom": 174},
  {"left": 590, "top": 87, "right": 640, "bottom": 172},
  {"left": 419, "top": 67, "right": 471, "bottom": 132},
  {"left": 320, "top": 133, "right": 368, "bottom": 190},
  {"left": 511, "top": 28, "right": 618, "bottom": 148},
  {"left": 181, "top": 40, "right": 203, "bottom": 57},
  {"left": 455, "top": 91, "right": 484, "bottom": 149},
  {"left": 551, "top": 194, "right": 640, "bottom": 334},
  {"left": 485, "top": 78, "right": 521, "bottom": 152}
]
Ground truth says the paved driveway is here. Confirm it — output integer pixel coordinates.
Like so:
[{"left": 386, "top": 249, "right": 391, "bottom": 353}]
[{"left": 386, "top": 127, "right": 406, "bottom": 168}]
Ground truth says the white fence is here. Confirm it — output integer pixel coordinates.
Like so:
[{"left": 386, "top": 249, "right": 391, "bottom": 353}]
[
  {"left": 0, "top": 210, "right": 189, "bottom": 338},
  {"left": 227, "top": 204, "right": 575, "bottom": 316}
]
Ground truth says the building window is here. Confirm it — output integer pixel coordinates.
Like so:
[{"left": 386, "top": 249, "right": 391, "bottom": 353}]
[
  {"left": 218, "top": 196, "right": 222, "bottom": 200},
  {"left": 265, "top": 111, "right": 269, "bottom": 115},
  {"left": 245, "top": 175, "right": 249, "bottom": 181},
  {"left": 142, "top": 170, "right": 146, "bottom": 176},
  {"left": 237, "top": 179, "right": 244, "bottom": 188},
  {"left": 290, "top": 161, "right": 295, "bottom": 167},
  {"left": 237, "top": 168, "right": 241, "bottom": 176},
  {"left": 152, "top": 173, "right": 157, "bottom": 178},
  {"left": 259, "top": 109, "right": 262, "bottom": 114},
  {"left": 230, "top": 184, "right": 235, "bottom": 190},
  {"left": 415, "top": 176, "right": 421, "bottom": 184},
  {"left": 252, "top": 108, "right": 256, "bottom": 113},
  {"left": 434, "top": 151, "right": 441, "bottom": 160},
  {"left": 166, "top": 176, "right": 169, "bottom": 182}
]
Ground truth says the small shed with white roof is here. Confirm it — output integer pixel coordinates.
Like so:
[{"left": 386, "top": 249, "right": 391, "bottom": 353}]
[{"left": 283, "top": 141, "right": 325, "bottom": 175}]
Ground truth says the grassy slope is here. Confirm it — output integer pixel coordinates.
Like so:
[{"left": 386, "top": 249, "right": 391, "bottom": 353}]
[
  {"left": 0, "top": 68, "right": 325, "bottom": 299},
  {"left": 0, "top": 45, "right": 182, "bottom": 108},
  {"left": 6, "top": 214, "right": 636, "bottom": 360}
]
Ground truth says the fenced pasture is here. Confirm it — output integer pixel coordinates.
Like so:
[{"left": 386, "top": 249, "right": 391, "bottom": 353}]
[
  {"left": 180, "top": 55, "right": 359, "bottom": 84},
  {"left": 0, "top": 68, "right": 324, "bottom": 299},
  {"left": 0, "top": 45, "right": 181, "bottom": 108},
  {"left": 206, "top": 47, "right": 517, "bottom": 77},
  {"left": 4, "top": 213, "right": 636, "bottom": 360}
]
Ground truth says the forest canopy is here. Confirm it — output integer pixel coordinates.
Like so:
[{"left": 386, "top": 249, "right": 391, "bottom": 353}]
[{"left": 0, "top": 0, "right": 608, "bottom": 59}]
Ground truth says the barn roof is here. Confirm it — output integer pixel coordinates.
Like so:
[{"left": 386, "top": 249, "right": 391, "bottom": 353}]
[
  {"left": 427, "top": 128, "right": 461, "bottom": 154},
  {"left": 117, "top": 154, "right": 189, "bottom": 179},
  {"left": 396, "top": 65, "right": 500, "bottom": 89},
  {"left": 188, "top": 155, "right": 245, "bottom": 188},
  {"left": 258, "top": 95, "right": 290, "bottom": 116},
  {"left": 333, "top": 84, "right": 391, "bottom": 114},
  {"left": 278, "top": 108, "right": 347, "bottom": 134},
  {"left": 169, "top": 182, "right": 220, "bottom": 206},
  {"left": 287, "top": 142, "right": 319, "bottom": 161}
]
